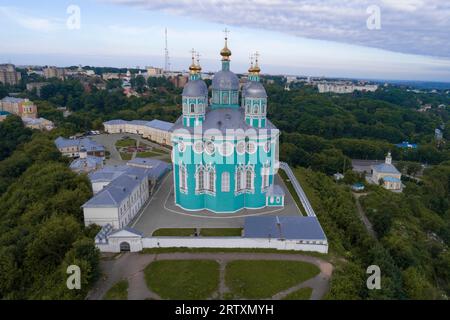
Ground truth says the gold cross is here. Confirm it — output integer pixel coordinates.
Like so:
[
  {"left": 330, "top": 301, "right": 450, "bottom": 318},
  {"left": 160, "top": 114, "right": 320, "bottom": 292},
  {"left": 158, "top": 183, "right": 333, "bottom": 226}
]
[{"left": 223, "top": 28, "right": 230, "bottom": 39}]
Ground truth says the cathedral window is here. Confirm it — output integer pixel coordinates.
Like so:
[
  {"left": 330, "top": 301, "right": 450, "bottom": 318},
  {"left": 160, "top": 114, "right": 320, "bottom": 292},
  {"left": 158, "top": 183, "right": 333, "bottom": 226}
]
[
  {"left": 196, "top": 168, "right": 204, "bottom": 192},
  {"left": 194, "top": 141, "right": 204, "bottom": 154},
  {"left": 221, "top": 172, "right": 230, "bottom": 192},
  {"left": 219, "top": 142, "right": 234, "bottom": 157},
  {"left": 223, "top": 92, "right": 229, "bottom": 104},
  {"left": 235, "top": 167, "right": 245, "bottom": 193},
  {"left": 246, "top": 141, "right": 257, "bottom": 154},
  {"left": 253, "top": 105, "right": 258, "bottom": 114},
  {"left": 179, "top": 163, "right": 188, "bottom": 193},
  {"left": 190, "top": 103, "right": 195, "bottom": 113},
  {"left": 208, "top": 170, "right": 216, "bottom": 193},
  {"left": 264, "top": 141, "right": 271, "bottom": 153},
  {"left": 246, "top": 168, "right": 254, "bottom": 191},
  {"left": 205, "top": 141, "right": 215, "bottom": 155},
  {"left": 236, "top": 141, "right": 246, "bottom": 155}
]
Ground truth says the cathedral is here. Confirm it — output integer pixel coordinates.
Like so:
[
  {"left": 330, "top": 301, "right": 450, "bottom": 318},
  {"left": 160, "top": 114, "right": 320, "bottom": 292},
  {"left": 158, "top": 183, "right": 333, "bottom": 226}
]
[{"left": 171, "top": 33, "right": 284, "bottom": 213}]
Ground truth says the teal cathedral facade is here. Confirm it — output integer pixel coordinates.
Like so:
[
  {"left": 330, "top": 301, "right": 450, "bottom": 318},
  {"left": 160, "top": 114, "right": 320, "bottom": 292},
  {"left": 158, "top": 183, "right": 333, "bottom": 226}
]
[{"left": 170, "top": 35, "right": 284, "bottom": 213}]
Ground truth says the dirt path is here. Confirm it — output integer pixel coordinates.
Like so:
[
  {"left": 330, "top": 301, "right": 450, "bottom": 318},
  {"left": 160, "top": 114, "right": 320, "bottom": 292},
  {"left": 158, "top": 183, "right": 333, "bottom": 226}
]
[
  {"left": 87, "top": 252, "right": 333, "bottom": 301},
  {"left": 353, "top": 192, "right": 377, "bottom": 239}
]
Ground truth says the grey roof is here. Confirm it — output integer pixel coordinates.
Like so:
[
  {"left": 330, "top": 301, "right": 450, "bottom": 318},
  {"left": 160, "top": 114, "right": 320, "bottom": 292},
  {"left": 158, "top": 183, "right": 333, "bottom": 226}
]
[
  {"left": 103, "top": 119, "right": 173, "bottom": 131},
  {"left": 83, "top": 168, "right": 148, "bottom": 208},
  {"left": 244, "top": 81, "right": 267, "bottom": 98},
  {"left": 372, "top": 163, "right": 400, "bottom": 174},
  {"left": 147, "top": 119, "right": 174, "bottom": 131},
  {"left": 182, "top": 79, "right": 208, "bottom": 97},
  {"left": 1, "top": 97, "right": 26, "bottom": 103},
  {"left": 84, "top": 162, "right": 169, "bottom": 208},
  {"left": 170, "top": 107, "right": 278, "bottom": 135},
  {"left": 212, "top": 70, "right": 239, "bottom": 91},
  {"left": 88, "top": 165, "right": 129, "bottom": 183},
  {"left": 70, "top": 156, "right": 103, "bottom": 171},
  {"left": 127, "top": 158, "right": 170, "bottom": 180},
  {"left": 55, "top": 136, "right": 105, "bottom": 152},
  {"left": 244, "top": 216, "right": 327, "bottom": 241},
  {"left": 267, "top": 184, "right": 285, "bottom": 197},
  {"left": 104, "top": 119, "right": 127, "bottom": 125},
  {"left": 109, "top": 226, "right": 144, "bottom": 237}
]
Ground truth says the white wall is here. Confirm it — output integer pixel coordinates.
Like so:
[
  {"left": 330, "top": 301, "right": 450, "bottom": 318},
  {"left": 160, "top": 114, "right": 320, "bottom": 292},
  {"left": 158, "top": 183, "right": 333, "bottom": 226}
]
[
  {"left": 97, "top": 236, "right": 328, "bottom": 254},
  {"left": 84, "top": 207, "right": 119, "bottom": 228}
]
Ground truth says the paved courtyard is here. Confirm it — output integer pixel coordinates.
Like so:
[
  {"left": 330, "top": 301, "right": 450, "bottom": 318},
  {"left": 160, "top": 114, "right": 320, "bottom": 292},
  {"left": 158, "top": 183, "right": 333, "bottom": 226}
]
[
  {"left": 130, "top": 172, "right": 303, "bottom": 236},
  {"left": 90, "top": 133, "right": 171, "bottom": 166}
]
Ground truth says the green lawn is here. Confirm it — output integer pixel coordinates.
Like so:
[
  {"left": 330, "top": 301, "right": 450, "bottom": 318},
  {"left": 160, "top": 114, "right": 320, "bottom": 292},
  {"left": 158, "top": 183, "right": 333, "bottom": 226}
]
[
  {"left": 152, "top": 228, "right": 197, "bottom": 236},
  {"left": 282, "top": 287, "right": 313, "bottom": 300},
  {"left": 119, "top": 152, "right": 132, "bottom": 160},
  {"left": 136, "top": 151, "right": 163, "bottom": 158},
  {"left": 225, "top": 260, "right": 320, "bottom": 299},
  {"left": 144, "top": 260, "right": 219, "bottom": 299},
  {"left": 278, "top": 171, "right": 304, "bottom": 215},
  {"left": 200, "top": 228, "right": 243, "bottom": 237},
  {"left": 103, "top": 280, "right": 128, "bottom": 300},
  {"left": 116, "top": 138, "right": 137, "bottom": 148}
]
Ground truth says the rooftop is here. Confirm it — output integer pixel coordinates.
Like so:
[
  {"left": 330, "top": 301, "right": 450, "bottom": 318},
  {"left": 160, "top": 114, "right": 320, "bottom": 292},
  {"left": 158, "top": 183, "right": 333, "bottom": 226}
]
[
  {"left": 244, "top": 216, "right": 327, "bottom": 241},
  {"left": 372, "top": 163, "right": 401, "bottom": 175}
]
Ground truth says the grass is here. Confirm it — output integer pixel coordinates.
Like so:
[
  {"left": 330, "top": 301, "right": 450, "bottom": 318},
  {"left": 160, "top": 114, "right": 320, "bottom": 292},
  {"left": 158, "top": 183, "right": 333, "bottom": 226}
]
[
  {"left": 103, "top": 280, "right": 128, "bottom": 300},
  {"left": 200, "top": 228, "right": 243, "bottom": 237},
  {"left": 152, "top": 228, "right": 197, "bottom": 236},
  {"left": 119, "top": 152, "right": 132, "bottom": 160},
  {"left": 278, "top": 171, "right": 304, "bottom": 215},
  {"left": 115, "top": 138, "right": 136, "bottom": 148},
  {"left": 225, "top": 260, "right": 320, "bottom": 299},
  {"left": 282, "top": 287, "right": 313, "bottom": 300},
  {"left": 136, "top": 151, "right": 163, "bottom": 158},
  {"left": 144, "top": 260, "right": 219, "bottom": 299}
]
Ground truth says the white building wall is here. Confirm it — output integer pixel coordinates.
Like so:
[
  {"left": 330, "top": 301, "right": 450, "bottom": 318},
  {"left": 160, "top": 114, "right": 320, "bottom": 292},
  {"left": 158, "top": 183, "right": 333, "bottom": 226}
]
[
  {"left": 97, "top": 236, "right": 328, "bottom": 254},
  {"left": 84, "top": 207, "right": 120, "bottom": 228}
]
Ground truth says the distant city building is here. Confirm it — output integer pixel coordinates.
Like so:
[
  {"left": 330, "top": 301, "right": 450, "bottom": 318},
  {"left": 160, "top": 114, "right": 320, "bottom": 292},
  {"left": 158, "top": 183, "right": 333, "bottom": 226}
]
[
  {"left": 317, "top": 82, "right": 378, "bottom": 94},
  {"left": 43, "top": 66, "right": 66, "bottom": 80},
  {"left": 146, "top": 66, "right": 164, "bottom": 77},
  {"left": 102, "top": 73, "right": 120, "bottom": 80},
  {"left": 169, "top": 74, "right": 188, "bottom": 88},
  {"left": 395, "top": 141, "right": 418, "bottom": 149},
  {"left": 26, "top": 82, "right": 49, "bottom": 97},
  {"left": 22, "top": 117, "right": 54, "bottom": 131},
  {"left": 82, "top": 159, "right": 170, "bottom": 228},
  {"left": 370, "top": 152, "right": 402, "bottom": 191},
  {"left": 0, "top": 97, "right": 38, "bottom": 118},
  {"left": 435, "top": 128, "right": 443, "bottom": 141},
  {"left": 54, "top": 136, "right": 105, "bottom": 158},
  {"left": 103, "top": 119, "right": 174, "bottom": 146},
  {"left": 418, "top": 104, "right": 432, "bottom": 112},
  {"left": 0, "top": 64, "right": 22, "bottom": 85}
]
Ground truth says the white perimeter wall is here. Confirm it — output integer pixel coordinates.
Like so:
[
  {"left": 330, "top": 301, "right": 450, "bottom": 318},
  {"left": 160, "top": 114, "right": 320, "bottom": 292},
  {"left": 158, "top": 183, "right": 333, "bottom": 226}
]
[{"left": 97, "top": 236, "right": 328, "bottom": 254}]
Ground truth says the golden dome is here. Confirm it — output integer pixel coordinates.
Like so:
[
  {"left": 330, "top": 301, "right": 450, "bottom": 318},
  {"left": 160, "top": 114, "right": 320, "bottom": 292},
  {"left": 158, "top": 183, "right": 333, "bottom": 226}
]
[
  {"left": 189, "top": 49, "right": 200, "bottom": 73},
  {"left": 220, "top": 37, "right": 232, "bottom": 59}
]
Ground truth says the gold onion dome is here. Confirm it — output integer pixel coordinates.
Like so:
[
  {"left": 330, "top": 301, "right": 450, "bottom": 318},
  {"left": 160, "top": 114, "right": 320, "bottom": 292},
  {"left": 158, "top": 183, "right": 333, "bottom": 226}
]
[
  {"left": 189, "top": 49, "right": 199, "bottom": 73},
  {"left": 221, "top": 38, "right": 232, "bottom": 59}
]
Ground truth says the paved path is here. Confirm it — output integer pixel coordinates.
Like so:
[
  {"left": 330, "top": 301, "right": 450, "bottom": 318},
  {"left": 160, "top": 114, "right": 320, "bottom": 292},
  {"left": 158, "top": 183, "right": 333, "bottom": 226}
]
[
  {"left": 353, "top": 192, "right": 377, "bottom": 239},
  {"left": 87, "top": 252, "right": 333, "bottom": 300}
]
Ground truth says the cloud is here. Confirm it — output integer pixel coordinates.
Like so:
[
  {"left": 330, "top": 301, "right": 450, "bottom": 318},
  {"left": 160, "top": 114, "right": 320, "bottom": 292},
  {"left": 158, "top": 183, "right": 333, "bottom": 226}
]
[
  {"left": 0, "top": 6, "right": 61, "bottom": 32},
  {"left": 102, "top": 0, "right": 450, "bottom": 58}
]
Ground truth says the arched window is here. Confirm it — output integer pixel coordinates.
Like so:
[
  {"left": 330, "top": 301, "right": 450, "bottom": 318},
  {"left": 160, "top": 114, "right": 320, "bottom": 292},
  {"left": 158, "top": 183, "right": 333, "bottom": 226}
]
[
  {"left": 246, "top": 169, "right": 254, "bottom": 190},
  {"left": 223, "top": 92, "right": 229, "bottom": 104},
  {"left": 253, "top": 105, "right": 258, "bottom": 114},
  {"left": 208, "top": 170, "right": 215, "bottom": 193},
  {"left": 179, "top": 164, "right": 187, "bottom": 193},
  {"left": 196, "top": 168, "right": 204, "bottom": 191},
  {"left": 190, "top": 103, "right": 195, "bottom": 113},
  {"left": 221, "top": 172, "right": 230, "bottom": 192}
]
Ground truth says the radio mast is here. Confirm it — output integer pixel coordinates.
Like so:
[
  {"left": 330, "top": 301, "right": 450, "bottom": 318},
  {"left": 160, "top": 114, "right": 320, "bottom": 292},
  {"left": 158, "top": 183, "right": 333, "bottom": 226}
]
[{"left": 164, "top": 28, "right": 170, "bottom": 73}]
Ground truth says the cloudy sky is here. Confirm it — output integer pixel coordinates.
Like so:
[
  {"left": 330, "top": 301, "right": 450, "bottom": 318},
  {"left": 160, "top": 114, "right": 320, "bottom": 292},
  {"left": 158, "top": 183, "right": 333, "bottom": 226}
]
[{"left": 1, "top": 0, "right": 450, "bottom": 81}]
